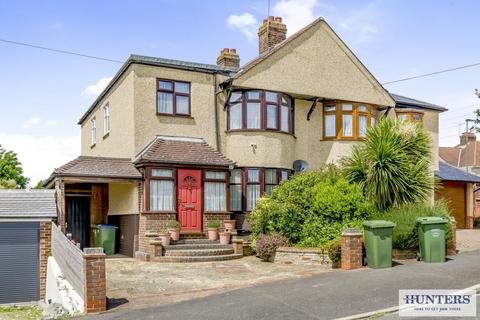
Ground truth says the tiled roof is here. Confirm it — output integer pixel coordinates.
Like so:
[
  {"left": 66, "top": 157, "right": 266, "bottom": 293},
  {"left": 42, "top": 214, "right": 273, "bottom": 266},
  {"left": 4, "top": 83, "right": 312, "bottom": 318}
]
[
  {"left": 50, "top": 156, "right": 142, "bottom": 180},
  {"left": 0, "top": 190, "right": 57, "bottom": 218},
  {"left": 435, "top": 161, "right": 480, "bottom": 183},
  {"left": 391, "top": 93, "right": 447, "bottom": 112},
  {"left": 78, "top": 55, "right": 238, "bottom": 124},
  {"left": 134, "top": 135, "right": 234, "bottom": 167},
  {"left": 439, "top": 141, "right": 480, "bottom": 168}
]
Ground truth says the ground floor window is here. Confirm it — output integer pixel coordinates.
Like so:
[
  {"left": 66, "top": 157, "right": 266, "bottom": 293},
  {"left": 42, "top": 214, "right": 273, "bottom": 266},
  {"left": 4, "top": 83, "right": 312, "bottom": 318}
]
[
  {"left": 149, "top": 168, "right": 175, "bottom": 211},
  {"left": 204, "top": 171, "right": 227, "bottom": 212},
  {"left": 229, "top": 167, "right": 291, "bottom": 212}
]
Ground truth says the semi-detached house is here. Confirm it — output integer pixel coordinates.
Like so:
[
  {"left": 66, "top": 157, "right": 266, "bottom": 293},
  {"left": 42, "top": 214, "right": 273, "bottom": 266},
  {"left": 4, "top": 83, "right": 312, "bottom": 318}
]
[{"left": 46, "top": 16, "right": 446, "bottom": 257}]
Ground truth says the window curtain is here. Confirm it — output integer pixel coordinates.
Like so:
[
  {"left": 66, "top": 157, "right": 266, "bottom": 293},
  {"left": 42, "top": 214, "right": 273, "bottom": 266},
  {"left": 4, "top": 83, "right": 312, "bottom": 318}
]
[
  {"left": 204, "top": 182, "right": 226, "bottom": 211},
  {"left": 157, "top": 92, "right": 173, "bottom": 113},
  {"left": 267, "top": 104, "right": 277, "bottom": 128},
  {"left": 359, "top": 115, "right": 367, "bottom": 137},
  {"left": 281, "top": 105, "right": 289, "bottom": 131},
  {"left": 246, "top": 185, "right": 260, "bottom": 211},
  {"left": 230, "top": 103, "right": 242, "bottom": 129},
  {"left": 325, "top": 114, "right": 336, "bottom": 136},
  {"left": 342, "top": 114, "right": 353, "bottom": 136},
  {"left": 230, "top": 185, "right": 242, "bottom": 211},
  {"left": 247, "top": 103, "right": 261, "bottom": 128},
  {"left": 150, "top": 180, "right": 174, "bottom": 211}
]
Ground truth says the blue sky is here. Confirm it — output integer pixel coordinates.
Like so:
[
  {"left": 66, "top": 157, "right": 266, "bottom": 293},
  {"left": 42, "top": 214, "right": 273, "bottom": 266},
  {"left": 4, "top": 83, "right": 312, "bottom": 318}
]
[{"left": 0, "top": 0, "right": 479, "bottom": 184}]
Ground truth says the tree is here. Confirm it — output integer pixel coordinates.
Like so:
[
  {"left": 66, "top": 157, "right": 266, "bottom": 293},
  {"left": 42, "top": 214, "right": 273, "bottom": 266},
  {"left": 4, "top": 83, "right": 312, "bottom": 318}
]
[
  {"left": 0, "top": 145, "right": 29, "bottom": 188},
  {"left": 342, "top": 118, "right": 433, "bottom": 211}
]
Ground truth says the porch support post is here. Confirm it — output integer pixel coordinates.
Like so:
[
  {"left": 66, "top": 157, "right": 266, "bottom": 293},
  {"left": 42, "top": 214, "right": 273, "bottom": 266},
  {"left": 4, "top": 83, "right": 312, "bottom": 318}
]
[{"left": 54, "top": 178, "right": 66, "bottom": 232}]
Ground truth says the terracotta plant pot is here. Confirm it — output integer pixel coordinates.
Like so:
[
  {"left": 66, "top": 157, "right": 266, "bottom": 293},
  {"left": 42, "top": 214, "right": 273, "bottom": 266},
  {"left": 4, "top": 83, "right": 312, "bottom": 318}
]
[
  {"left": 219, "top": 232, "right": 231, "bottom": 245},
  {"left": 207, "top": 228, "right": 219, "bottom": 241},
  {"left": 168, "top": 228, "right": 180, "bottom": 241},
  {"left": 223, "top": 220, "right": 236, "bottom": 231},
  {"left": 158, "top": 233, "right": 171, "bottom": 246}
]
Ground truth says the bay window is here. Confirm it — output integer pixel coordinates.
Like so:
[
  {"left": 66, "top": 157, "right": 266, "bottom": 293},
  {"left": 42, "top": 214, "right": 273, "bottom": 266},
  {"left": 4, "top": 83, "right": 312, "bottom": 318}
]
[
  {"left": 227, "top": 90, "right": 294, "bottom": 134},
  {"left": 149, "top": 168, "right": 174, "bottom": 211},
  {"left": 204, "top": 171, "right": 227, "bottom": 212},
  {"left": 229, "top": 168, "right": 291, "bottom": 212},
  {"left": 323, "top": 102, "right": 377, "bottom": 140},
  {"left": 157, "top": 79, "right": 191, "bottom": 116}
]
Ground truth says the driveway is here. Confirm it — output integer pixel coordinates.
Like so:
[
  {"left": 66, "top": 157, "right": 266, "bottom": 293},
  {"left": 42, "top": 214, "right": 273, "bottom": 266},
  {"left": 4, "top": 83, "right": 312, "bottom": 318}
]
[
  {"left": 456, "top": 229, "right": 480, "bottom": 252},
  {"left": 105, "top": 256, "right": 331, "bottom": 310},
  {"left": 85, "top": 251, "right": 480, "bottom": 320}
]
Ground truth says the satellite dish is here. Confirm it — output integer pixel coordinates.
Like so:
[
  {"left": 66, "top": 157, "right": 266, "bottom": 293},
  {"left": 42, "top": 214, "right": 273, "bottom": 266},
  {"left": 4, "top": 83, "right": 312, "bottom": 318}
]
[{"left": 293, "top": 160, "right": 309, "bottom": 172}]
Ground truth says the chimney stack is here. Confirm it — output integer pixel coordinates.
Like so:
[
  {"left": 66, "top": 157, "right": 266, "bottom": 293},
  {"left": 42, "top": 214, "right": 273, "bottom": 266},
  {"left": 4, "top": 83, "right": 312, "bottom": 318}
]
[
  {"left": 460, "top": 132, "right": 477, "bottom": 145},
  {"left": 258, "top": 16, "right": 287, "bottom": 54},
  {"left": 216, "top": 48, "right": 240, "bottom": 68}
]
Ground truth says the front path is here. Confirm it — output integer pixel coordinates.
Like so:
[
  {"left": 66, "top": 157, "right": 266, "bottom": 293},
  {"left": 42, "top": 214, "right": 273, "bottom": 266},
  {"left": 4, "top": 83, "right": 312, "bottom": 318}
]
[
  {"left": 86, "top": 251, "right": 480, "bottom": 319},
  {"left": 105, "top": 256, "right": 331, "bottom": 310}
]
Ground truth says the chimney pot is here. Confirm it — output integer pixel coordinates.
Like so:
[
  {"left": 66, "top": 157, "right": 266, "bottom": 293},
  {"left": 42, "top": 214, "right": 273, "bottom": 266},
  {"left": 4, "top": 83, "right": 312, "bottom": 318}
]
[
  {"left": 258, "top": 16, "right": 287, "bottom": 54},
  {"left": 230, "top": 48, "right": 236, "bottom": 53},
  {"left": 460, "top": 132, "right": 477, "bottom": 145}
]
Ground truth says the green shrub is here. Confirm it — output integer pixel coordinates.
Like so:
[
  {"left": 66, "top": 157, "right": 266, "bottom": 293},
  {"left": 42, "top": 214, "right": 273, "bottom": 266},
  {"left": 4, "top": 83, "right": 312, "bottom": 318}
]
[
  {"left": 375, "top": 201, "right": 453, "bottom": 250},
  {"left": 255, "top": 233, "right": 289, "bottom": 261},
  {"left": 206, "top": 220, "right": 220, "bottom": 229},
  {"left": 343, "top": 118, "right": 433, "bottom": 211},
  {"left": 166, "top": 220, "right": 181, "bottom": 229},
  {"left": 326, "top": 238, "right": 342, "bottom": 263},
  {"left": 248, "top": 166, "right": 375, "bottom": 249}
]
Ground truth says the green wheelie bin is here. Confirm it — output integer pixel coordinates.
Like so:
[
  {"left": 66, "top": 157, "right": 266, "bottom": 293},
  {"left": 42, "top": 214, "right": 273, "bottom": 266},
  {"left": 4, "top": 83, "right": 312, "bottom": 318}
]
[
  {"left": 363, "top": 220, "right": 396, "bottom": 268},
  {"left": 92, "top": 224, "right": 118, "bottom": 255},
  {"left": 416, "top": 217, "right": 448, "bottom": 263}
]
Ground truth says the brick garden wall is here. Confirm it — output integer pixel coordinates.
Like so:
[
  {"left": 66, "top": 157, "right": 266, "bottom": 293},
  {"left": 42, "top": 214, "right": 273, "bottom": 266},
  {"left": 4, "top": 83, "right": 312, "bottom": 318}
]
[
  {"left": 39, "top": 221, "right": 52, "bottom": 299},
  {"left": 274, "top": 247, "right": 333, "bottom": 266}
]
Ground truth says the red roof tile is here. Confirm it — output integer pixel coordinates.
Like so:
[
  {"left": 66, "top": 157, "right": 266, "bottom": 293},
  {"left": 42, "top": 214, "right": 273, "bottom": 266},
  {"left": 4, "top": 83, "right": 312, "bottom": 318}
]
[
  {"left": 51, "top": 156, "right": 142, "bottom": 179},
  {"left": 135, "top": 136, "right": 234, "bottom": 167}
]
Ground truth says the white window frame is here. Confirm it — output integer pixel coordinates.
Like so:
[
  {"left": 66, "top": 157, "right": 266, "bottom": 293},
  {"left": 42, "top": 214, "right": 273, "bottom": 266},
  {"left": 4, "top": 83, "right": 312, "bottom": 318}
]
[
  {"left": 103, "top": 104, "right": 110, "bottom": 136},
  {"left": 91, "top": 117, "right": 96, "bottom": 146}
]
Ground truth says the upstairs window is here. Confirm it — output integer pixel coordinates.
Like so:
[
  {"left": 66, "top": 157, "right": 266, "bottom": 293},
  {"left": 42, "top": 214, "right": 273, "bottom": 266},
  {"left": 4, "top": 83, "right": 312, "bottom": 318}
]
[
  {"left": 323, "top": 102, "right": 377, "bottom": 140},
  {"left": 90, "top": 117, "right": 96, "bottom": 146},
  {"left": 157, "top": 79, "right": 191, "bottom": 116},
  {"left": 397, "top": 111, "right": 423, "bottom": 124},
  {"left": 103, "top": 104, "right": 110, "bottom": 135},
  {"left": 227, "top": 90, "right": 294, "bottom": 134}
]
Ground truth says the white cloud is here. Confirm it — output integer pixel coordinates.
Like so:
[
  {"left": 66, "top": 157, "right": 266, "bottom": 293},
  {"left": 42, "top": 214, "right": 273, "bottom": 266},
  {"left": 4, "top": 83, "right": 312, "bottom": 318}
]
[
  {"left": 273, "top": 0, "right": 319, "bottom": 35},
  {"left": 81, "top": 77, "right": 113, "bottom": 99},
  {"left": 23, "top": 117, "right": 41, "bottom": 128},
  {"left": 337, "top": 2, "right": 379, "bottom": 45},
  {"left": 0, "top": 133, "right": 80, "bottom": 186},
  {"left": 226, "top": 13, "right": 258, "bottom": 41}
]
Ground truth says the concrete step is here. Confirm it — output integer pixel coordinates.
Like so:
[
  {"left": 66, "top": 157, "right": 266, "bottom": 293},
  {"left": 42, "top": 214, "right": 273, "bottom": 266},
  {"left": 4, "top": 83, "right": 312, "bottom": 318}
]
[
  {"left": 173, "top": 239, "right": 218, "bottom": 245},
  {"left": 163, "top": 243, "right": 232, "bottom": 250},
  {"left": 165, "top": 248, "right": 234, "bottom": 257},
  {"left": 152, "top": 253, "right": 243, "bottom": 263}
]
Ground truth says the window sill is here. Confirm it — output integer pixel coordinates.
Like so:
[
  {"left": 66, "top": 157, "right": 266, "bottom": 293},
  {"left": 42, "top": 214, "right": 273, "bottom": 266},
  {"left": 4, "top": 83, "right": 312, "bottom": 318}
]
[
  {"left": 90, "top": 143, "right": 96, "bottom": 149},
  {"left": 320, "top": 137, "right": 366, "bottom": 142},
  {"left": 226, "top": 129, "right": 296, "bottom": 138},
  {"left": 204, "top": 211, "right": 232, "bottom": 214},
  {"left": 156, "top": 113, "right": 194, "bottom": 119},
  {"left": 102, "top": 132, "right": 110, "bottom": 140},
  {"left": 142, "top": 210, "right": 177, "bottom": 214}
]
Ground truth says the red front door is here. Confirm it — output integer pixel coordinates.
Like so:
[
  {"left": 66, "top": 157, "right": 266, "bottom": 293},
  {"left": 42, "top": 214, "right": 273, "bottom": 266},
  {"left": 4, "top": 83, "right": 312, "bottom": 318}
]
[{"left": 177, "top": 169, "right": 202, "bottom": 232}]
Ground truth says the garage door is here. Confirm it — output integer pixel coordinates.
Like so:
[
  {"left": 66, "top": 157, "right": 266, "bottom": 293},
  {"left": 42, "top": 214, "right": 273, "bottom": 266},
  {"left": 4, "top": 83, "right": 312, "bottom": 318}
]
[
  {"left": 435, "top": 181, "right": 466, "bottom": 228},
  {"left": 0, "top": 222, "right": 39, "bottom": 304}
]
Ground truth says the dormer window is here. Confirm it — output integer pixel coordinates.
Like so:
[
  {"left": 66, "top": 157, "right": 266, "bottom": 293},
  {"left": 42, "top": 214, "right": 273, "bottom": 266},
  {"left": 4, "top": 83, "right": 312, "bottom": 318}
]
[
  {"left": 157, "top": 79, "right": 191, "bottom": 116},
  {"left": 323, "top": 102, "right": 377, "bottom": 140},
  {"left": 227, "top": 90, "right": 294, "bottom": 134}
]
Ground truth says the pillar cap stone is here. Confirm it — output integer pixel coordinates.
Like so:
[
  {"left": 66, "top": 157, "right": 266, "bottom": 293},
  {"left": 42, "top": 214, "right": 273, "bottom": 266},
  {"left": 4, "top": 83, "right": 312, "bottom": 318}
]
[{"left": 342, "top": 228, "right": 362, "bottom": 236}]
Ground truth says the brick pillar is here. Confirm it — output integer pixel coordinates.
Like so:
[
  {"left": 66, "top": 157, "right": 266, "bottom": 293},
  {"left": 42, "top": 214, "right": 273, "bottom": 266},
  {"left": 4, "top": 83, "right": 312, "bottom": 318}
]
[
  {"left": 467, "top": 216, "right": 474, "bottom": 229},
  {"left": 39, "top": 221, "right": 52, "bottom": 299},
  {"left": 83, "top": 249, "right": 107, "bottom": 313},
  {"left": 232, "top": 239, "right": 244, "bottom": 256},
  {"left": 341, "top": 228, "right": 363, "bottom": 270},
  {"left": 447, "top": 218, "right": 457, "bottom": 256}
]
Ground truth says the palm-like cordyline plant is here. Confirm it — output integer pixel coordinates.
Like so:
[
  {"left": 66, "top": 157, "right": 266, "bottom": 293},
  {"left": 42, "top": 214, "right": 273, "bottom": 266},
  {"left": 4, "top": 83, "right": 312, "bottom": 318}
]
[{"left": 342, "top": 118, "right": 433, "bottom": 211}]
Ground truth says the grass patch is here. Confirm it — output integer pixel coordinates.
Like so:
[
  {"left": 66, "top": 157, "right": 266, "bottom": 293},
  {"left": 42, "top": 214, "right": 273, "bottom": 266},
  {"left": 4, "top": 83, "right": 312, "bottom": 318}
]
[{"left": 0, "top": 305, "right": 42, "bottom": 320}]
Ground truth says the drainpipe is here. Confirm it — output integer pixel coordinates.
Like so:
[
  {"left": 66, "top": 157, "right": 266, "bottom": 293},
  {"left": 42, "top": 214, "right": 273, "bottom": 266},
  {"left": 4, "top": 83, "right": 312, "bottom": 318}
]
[{"left": 213, "top": 73, "right": 221, "bottom": 151}]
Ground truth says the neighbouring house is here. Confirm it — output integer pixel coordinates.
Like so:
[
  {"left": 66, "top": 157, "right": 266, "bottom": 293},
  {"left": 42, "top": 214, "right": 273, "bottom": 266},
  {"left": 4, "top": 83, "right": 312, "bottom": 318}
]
[
  {"left": 45, "top": 16, "right": 446, "bottom": 258},
  {"left": 0, "top": 190, "right": 56, "bottom": 304},
  {"left": 434, "top": 161, "right": 480, "bottom": 229},
  {"left": 439, "top": 131, "right": 480, "bottom": 227}
]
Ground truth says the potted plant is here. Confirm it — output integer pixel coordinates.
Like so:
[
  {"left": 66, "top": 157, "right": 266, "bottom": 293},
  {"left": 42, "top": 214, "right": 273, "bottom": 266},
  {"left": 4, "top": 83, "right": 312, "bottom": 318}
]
[
  {"left": 223, "top": 219, "right": 236, "bottom": 231},
  {"left": 167, "top": 220, "right": 181, "bottom": 241},
  {"left": 158, "top": 229, "right": 171, "bottom": 246},
  {"left": 219, "top": 231, "right": 231, "bottom": 245},
  {"left": 206, "top": 220, "right": 220, "bottom": 240}
]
